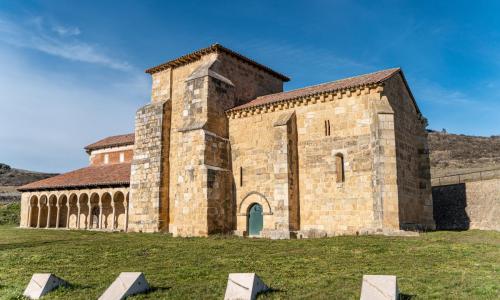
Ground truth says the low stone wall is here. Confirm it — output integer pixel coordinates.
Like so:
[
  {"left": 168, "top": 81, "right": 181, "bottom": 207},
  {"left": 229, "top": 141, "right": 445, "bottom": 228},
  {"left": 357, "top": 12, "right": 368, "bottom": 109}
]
[{"left": 432, "top": 169, "right": 500, "bottom": 231}]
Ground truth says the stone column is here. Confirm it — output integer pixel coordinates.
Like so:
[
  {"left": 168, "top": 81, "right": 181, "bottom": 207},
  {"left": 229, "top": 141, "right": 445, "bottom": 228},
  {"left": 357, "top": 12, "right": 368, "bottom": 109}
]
[
  {"left": 46, "top": 201, "right": 52, "bottom": 229},
  {"left": 111, "top": 201, "right": 116, "bottom": 230},
  {"left": 125, "top": 200, "right": 129, "bottom": 232},
  {"left": 77, "top": 203, "right": 81, "bottom": 229},
  {"left": 36, "top": 198, "right": 41, "bottom": 228},
  {"left": 55, "top": 204, "right": 60, "bottom": 229},
  {"left": 88, "top": 198, "right": 92, "bottom": 229},
  {"left": 98, "top": 199, "right": 103, "bottom": 229},
  {"left": 66, "top": 202, "right": 71, "bottom": 229},
  {"left": 27, "top": 204, "right": 32, "bottom": 228}
]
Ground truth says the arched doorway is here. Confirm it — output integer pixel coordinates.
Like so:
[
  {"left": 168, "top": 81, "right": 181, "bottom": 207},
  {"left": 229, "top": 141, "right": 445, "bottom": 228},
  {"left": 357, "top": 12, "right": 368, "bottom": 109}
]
[{"left": 248, "top": 203, "right": 263, "bottom": 236}]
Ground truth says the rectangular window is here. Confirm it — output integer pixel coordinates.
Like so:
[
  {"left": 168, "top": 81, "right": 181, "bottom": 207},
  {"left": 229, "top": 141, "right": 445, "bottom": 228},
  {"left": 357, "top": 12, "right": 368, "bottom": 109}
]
[
  {"left": 336, "top": 153, "right": 345, "bottom": 183},
  {"left": 240, "top": 167, "right": 243, "bottom": 187},
  {"left": 104, "top": 154, "right": 109, "bottom": 164},
  {"left": 119, "top": 152, "right": 125, "bottom": 163},
  {"left": 325, "top": 120, "right": 331, "bottom": 136}
]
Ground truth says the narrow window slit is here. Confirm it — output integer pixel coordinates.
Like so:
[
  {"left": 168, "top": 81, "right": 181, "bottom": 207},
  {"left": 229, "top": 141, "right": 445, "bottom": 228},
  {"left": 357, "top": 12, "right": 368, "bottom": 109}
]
[{"left": 240, "top": 166, "right": 243, "bottom": 187}]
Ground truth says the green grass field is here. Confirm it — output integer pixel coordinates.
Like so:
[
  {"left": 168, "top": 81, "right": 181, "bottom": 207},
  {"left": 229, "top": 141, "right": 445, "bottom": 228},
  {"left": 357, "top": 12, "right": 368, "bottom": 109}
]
[{"left": 0, "top": 226, "right": 498, "bottom": 299}]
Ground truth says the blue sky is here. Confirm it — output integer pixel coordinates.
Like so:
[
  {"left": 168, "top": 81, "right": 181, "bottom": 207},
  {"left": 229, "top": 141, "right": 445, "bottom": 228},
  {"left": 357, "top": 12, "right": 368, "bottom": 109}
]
[{"left": 0, "top": 0, "right": 499, "bottom": 173}]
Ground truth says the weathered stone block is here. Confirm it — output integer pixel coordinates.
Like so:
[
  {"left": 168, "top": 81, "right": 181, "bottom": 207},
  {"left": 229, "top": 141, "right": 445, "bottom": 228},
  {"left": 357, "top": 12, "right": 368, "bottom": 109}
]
[
  {"left": 99, "top": 272, "right": 150, "bottom": 300},
  {"left": 360, "top": 275, "right": 399, "bottom": 300},
  {"left": 23, "top": 273, "right": 67, "bottom": 299},
  {"left": 224, "top": 273, "right": 268, "bottom": 300}
]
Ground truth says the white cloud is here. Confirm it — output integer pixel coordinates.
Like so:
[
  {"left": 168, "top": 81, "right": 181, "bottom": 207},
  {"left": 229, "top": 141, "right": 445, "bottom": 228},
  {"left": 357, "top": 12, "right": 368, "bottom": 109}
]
[
  {"left": 243, "top": 39, "right": 371, "bottom": 72},
  {"left": 0, "top": 46, "right": 149, "bottom": 172},
  {"left": 415, "top": 80, "right": 476, "bottom": 106},
  {"left": 0, "top": 16, "right": 130, "bottom": 71},
  {"left": 52, "top": 25, "right": 81, "bottom": 37}
]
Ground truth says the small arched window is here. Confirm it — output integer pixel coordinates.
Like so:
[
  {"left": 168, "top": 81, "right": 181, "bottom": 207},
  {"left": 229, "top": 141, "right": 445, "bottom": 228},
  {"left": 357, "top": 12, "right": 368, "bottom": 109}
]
[{"left": 335, "top": 153, "right": 345, "bottom": 183}]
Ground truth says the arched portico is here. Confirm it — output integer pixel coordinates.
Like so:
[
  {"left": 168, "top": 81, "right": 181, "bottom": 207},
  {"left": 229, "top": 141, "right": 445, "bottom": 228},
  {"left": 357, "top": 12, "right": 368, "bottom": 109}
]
[{"left": 22, "top": 187, "right": 129, "bottom": 231}]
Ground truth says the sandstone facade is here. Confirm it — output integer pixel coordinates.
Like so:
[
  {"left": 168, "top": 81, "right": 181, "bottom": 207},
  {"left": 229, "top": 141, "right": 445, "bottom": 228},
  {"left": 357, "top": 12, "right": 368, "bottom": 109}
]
[{"left": 19, "top": 44, "right": 435, "bottom": 238}]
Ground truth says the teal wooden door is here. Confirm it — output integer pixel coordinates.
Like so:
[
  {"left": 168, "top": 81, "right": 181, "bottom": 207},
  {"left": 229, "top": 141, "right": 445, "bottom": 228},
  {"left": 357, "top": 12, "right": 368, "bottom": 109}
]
[{"left": 248, "top": 203, "right": 263, "bottom": 236}]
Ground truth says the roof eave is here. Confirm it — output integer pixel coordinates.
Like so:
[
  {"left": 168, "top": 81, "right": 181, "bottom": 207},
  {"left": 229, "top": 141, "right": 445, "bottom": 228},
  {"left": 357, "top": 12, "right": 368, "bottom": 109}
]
[
  {"left": 387, "top": 68, "right": 422, "bottom": 115},
  {"left": 18, "top": 182, "right": 130, "bottom": 192},
  {"left": 144, "top": 44, "right": 290, "bottom": 82}
]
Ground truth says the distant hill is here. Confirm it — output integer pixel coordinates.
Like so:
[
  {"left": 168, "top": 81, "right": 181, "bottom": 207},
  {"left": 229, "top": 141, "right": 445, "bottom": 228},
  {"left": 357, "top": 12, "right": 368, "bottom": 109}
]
[
  {"left": 0, "top": 163, "right": 57, "bottom": 203},
  {"left": 428, "top": 131, "right": 500, "bottom": 178}
]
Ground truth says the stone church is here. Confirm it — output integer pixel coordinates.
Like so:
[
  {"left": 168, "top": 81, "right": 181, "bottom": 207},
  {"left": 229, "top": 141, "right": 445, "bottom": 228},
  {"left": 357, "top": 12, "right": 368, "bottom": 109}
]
[{"left": 19, "top": 44, "right": 435, "bottom": 238}]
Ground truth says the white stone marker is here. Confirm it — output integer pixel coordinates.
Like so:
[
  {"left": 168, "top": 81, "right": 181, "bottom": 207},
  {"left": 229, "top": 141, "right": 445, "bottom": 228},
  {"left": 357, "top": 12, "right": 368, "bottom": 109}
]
[
  {"left": 23, "top": 273, "right": 67, "bottom": 299},
  {"left": 360, "top": 275, "right": 399, "bottom": 300},
  {"left": 98, "top": 272, "right": 150, "bottom": 300},
  {"left": 224, "top": 273, "right": 269, "bottom": 300}
]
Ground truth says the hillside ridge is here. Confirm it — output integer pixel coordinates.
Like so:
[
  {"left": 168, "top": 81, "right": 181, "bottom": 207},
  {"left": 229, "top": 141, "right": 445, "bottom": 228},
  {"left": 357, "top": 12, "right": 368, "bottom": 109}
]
[
  {"left": 428, "top": 130, "right": 500, "bottom": 178},
  {"left": 0, "top": 163, "right": 57, "bottom": 203}
]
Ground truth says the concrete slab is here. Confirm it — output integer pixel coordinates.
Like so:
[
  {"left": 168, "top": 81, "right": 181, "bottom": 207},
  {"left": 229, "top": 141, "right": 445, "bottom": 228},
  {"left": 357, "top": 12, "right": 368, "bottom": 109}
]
[
  {"left": 224, "top": 273, "right": 268, "bottom": 300},
  {"left": 98, "top": 272, "right": 150, "bottom": 300},
  {"left": 360, "top": 275, "right": 399, "bottom": 300},
  {"left": 23, "top": 273, "right": 67, "bottom": 299}
]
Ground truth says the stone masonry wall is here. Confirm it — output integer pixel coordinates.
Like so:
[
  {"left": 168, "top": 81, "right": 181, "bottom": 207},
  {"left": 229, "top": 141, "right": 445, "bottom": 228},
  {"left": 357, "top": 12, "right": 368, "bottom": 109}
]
[
  {"left": 383, "top": 75, "right": 434, "bottom": 229},
  {"left": 149, "top": 52, "right": 286, "bottom": 237},
  {"left": 432, "top": 172, "right": 500, "bottom": 231},
  {"left": 229, "top": 88, "right": 387, "bottom": 237},
  {"left": 369, "top": 98, "right": 399, "bottom": 231},
  {"left": 128, "top": 100, "right": 170, "bottom": 232}
]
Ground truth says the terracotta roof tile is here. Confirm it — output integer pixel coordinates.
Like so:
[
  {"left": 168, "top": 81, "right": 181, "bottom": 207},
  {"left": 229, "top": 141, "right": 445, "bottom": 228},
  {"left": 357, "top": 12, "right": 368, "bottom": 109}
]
[
  {"left": 145, "top": 43, "right": 290, "bottom": 81},
  {"left": 229, "top": 68, "right": 401, "bottom": 112},
  {"left": 84, "top": 133, "right": 134, "bottom": 152},
  {"left": 18, "top": 163, "right": 131, "bottom": 191}
]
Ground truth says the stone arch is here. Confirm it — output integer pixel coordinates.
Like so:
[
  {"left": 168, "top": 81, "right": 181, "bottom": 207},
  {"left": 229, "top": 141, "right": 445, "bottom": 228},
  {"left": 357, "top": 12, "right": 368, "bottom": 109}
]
[
  {"left": 47, "top": 194, "right": 58, "bottom": 228},
  {"left": 101, "top": 192, "right": 112, "bottom": 229},
  {"left": 38, "top": 195, "right": 48, "bottom": 228},
  {"left": 238, "top": 191, "right": 272, "bottom": 216},
  {"left": 58, "top": 194, "right": 68, "bottom": 228},
  {"left": 29, "top": 195, "right": 39, "bottom": 228},
  {"left": 113, "top": 191, "right": 126, "bottom": 231},
  {"left": 89, "top": 192, "right": 100, "bottom": 229},
  {"left": 78, "top": 193, "right": 89, "bottom": 229},
  {"left": 68, "top": 193, "right": 79, "bottom": 228}
]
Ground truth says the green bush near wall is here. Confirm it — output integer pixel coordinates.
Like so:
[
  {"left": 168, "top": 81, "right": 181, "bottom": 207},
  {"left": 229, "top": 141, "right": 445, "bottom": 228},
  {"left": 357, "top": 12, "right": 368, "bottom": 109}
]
[{"left": 0, "top": 202, "right": 20, "bottom": 225}]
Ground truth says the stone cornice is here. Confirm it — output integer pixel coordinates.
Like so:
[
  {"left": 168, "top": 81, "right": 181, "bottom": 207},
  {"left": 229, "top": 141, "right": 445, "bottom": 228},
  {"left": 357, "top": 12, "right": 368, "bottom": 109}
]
[{"left": 227, "top": 83, "right": 383, "bottom": 119}]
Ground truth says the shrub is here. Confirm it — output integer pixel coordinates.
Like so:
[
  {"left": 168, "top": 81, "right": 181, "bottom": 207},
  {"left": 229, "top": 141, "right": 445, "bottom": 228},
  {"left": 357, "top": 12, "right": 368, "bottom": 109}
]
[{"left": 0, "top": 202, "right": 20, "bottom": 225}]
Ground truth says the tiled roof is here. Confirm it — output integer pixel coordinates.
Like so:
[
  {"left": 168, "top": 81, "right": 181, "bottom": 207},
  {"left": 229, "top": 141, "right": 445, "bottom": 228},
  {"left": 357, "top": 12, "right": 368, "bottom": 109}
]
[
  {"left": 18, "top": 163, "right": 131, "bottom": 191},
  {"left": 145, "top": 43, "right": 290, "bottom": 81},
  {"left": 84, "top": 133, "right": 135, "bottom": 152},
  {"left": 229, "top": 68, "right": 401, "bottom": 112}
]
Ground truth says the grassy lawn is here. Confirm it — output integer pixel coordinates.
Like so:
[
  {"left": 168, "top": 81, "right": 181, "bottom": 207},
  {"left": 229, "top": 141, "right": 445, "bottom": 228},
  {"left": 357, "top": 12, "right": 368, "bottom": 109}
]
[{"left": 0, "top": 226, "right": 498, "bottom": 299}]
